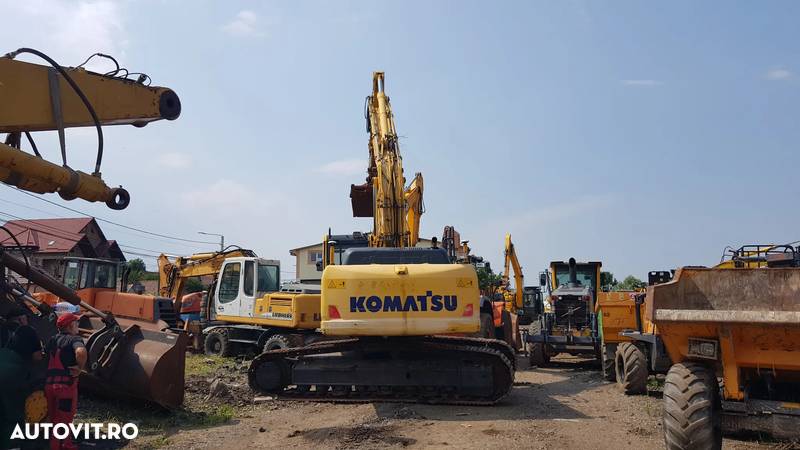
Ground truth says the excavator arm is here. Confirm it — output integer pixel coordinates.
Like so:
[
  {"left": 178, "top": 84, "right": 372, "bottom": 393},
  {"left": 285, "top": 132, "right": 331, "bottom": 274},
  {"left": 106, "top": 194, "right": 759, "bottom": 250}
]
[
  {"left": 503, "top": 233, "right": 524, "bottom": 310},
  {"left": 0, "top": 49, "right": 181, "bottom": 209},
  {"left": 404, "top": 172, "right": 423, "bottom": 247},
  {"left": 349, "top": 72, "right": 423, "bottom": 248}
]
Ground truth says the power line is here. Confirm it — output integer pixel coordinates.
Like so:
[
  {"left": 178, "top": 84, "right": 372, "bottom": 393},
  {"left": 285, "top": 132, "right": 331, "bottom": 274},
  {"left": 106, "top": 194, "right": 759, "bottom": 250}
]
[
  {"left": 9, "top": 186, "right": 219, "bottom": 245},
  {"left": 0, "top": 193, "right": 212, "bottom": 252},
  {"left": 118, "top": 244, "right": 168, "bottom": 255}
]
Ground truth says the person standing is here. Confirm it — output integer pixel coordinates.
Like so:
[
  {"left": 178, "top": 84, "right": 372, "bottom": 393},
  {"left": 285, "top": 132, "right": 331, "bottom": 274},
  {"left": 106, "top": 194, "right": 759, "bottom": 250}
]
[
  {"left": 43, "top": 313, "right": 86, "bottom": 450},
  {"left": 0, "top": 307, "right": 43, "bottom": 449}
]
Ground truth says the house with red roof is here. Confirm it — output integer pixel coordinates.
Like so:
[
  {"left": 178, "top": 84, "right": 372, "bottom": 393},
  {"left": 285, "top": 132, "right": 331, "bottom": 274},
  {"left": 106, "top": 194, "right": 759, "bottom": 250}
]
[{"left": 0, "top": 217, "right": 125, "bottom": 279}]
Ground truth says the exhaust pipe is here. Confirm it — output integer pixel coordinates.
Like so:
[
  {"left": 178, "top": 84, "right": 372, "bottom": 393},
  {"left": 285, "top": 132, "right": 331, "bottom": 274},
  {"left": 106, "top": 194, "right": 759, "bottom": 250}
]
[{"left": 568, "top": 257, "right": 578, "bottom": 286}]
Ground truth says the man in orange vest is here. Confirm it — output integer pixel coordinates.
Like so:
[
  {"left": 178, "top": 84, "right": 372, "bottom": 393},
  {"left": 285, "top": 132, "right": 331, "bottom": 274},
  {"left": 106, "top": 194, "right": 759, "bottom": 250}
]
[
  {"left": 44, "top": 313, "right": 87, "bottom": 450},
  {"left": 177, "top": 291, "right": 204, "bottom": 324}
]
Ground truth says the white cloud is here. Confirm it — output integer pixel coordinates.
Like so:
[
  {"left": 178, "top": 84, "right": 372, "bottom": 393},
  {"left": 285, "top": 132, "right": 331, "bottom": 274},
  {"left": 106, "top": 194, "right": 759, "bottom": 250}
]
[
  {"left": 155, "top": 152, "right": 191, "bottom": 169},
  {"left": 1, "top": 0, "right": 126, "bottom": 71},
  {"left": 621, "top": 79, "right": 663, "bottom": 87},
  {"left": 221, "top": 10, "right": 264, "bottom": 38},
  {"left": 765, "top": 68, "right": 792, "bottom": 81},
  {"left": 314, "top": 159, "right": 365, "bottom": 176}
]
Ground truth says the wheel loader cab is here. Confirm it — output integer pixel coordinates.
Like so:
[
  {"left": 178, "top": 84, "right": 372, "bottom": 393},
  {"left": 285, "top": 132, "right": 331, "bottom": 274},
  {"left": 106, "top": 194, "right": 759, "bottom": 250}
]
[{"left": 61, "top": 258, "right": 120, "bottom": 291}]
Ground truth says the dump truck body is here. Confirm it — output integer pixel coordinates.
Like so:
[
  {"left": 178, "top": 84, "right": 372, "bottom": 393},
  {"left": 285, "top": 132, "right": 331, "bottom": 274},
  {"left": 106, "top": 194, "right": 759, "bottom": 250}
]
[{"left": 651, "top": 267, "right": 800, "bottom": 442}]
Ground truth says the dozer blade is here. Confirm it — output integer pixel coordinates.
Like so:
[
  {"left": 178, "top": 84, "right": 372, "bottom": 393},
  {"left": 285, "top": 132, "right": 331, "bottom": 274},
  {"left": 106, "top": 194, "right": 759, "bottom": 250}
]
[{"left": 81, "top": 316, "right": 187, "bottom": 408}]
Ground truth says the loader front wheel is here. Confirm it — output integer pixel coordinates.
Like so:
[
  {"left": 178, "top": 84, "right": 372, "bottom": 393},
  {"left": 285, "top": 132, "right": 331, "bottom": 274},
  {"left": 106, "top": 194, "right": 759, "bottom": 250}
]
[
  {"left": 663, "top": 362, "right": 722, "bottom": 450},
  {"left": 204, "top": 329, "right": 233, "bottom": 357},
  {"left": 601, "top": 343, "right": 617, "bottom": 382},
  {"left": 615, "top": 342, "right": 648, "bottom": 394},
  {"left": 528, "top": 342, "right": 549, "bottom": 367}
]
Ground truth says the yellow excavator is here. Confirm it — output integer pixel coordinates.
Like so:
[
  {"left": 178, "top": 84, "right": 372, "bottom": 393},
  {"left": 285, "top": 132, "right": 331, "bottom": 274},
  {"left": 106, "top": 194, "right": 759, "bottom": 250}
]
[
  {"left": 248, "top": 72, "right": 515, "bottom": 404},
  {"left": 478, "top": 234, "right": 526, "bottom": 349},
  {"left": 0, "top": 48, "right": 185, "bottom": 409}
]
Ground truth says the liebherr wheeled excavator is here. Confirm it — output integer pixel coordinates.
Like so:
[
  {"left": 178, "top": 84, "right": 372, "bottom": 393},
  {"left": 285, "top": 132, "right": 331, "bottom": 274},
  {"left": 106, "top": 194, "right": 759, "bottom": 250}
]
[{"left": 248, "top": 72, "right": 514, "bottom": 404}]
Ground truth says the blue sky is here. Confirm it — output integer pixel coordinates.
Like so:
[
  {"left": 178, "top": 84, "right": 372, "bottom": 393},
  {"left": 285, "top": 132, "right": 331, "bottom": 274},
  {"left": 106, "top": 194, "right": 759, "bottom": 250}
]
[{"left": 1, "top": 1, "right": 798, "bottom": 284}]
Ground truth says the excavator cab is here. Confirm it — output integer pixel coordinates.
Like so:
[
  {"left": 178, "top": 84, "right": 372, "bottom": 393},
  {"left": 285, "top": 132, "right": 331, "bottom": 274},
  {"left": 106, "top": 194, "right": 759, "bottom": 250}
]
[{"left": 519, "top": 286, "right": 543, "bottom": 325}]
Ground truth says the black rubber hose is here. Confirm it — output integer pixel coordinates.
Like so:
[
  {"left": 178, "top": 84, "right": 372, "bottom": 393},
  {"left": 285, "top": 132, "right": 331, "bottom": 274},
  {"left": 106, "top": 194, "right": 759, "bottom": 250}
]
[{"left": 5, "top": 48, "right": 104, "bottom": 174}]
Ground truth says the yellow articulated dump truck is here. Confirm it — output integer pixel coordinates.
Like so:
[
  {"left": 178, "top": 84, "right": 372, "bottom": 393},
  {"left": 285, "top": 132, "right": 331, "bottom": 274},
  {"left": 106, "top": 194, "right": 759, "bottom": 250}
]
[
  {"left": 596, "top": 288, "right": 647, "bottom": 382},
  {"left": 649, "top": 254, "right": 800, "bottom": 448},
  {"left": 600, "top": 271, "right": 674, "bottom": 393}
]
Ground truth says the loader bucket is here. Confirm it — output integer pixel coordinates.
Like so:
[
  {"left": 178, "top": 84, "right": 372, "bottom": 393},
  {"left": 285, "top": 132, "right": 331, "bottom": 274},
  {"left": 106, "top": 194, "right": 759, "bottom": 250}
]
[{"left": 80, "top": 316, "right": 187, "bottom": 408}]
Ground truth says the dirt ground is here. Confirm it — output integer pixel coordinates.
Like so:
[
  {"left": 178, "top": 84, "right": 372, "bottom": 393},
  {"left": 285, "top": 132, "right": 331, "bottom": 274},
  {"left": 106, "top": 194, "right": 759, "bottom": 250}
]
[{"left": 76, "top": 353, "right": 790, "bottom": 450}]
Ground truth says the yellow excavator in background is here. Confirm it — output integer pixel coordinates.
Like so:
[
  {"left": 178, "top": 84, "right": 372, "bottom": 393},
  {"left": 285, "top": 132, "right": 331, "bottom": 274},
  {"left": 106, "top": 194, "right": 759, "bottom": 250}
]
[
  {"left": 0, "top": 48, "right": 185, "bottom": 409},
  {"left": 248, "top": 72, "right": 515, "bottom": 404},
  {"left": 478, "top": 233, "right": 525, "bottom": 349},
  {"left": 0, "top": 48, "right": 180, "bottom": 209}
]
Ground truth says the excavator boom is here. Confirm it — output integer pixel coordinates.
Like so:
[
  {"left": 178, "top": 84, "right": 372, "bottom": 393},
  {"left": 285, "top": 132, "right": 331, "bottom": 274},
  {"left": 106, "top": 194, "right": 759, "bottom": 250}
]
[{"left": 0, "top": 48, "right": 181, "bottom": 209}]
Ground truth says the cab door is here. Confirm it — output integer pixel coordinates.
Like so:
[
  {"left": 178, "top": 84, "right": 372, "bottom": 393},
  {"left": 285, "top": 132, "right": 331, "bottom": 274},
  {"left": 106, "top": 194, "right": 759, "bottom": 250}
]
[
  {"left": 239, "top": 260, "right": 256, "bottom": 318},
  {"left": 215, "top": 261, "right": 243, "bottom": 318}
]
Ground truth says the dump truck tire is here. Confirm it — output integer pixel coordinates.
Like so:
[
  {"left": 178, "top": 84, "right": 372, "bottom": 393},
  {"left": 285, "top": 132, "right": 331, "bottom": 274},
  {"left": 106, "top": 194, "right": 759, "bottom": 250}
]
[
  {"left": 529, "top": 342, "right": 549, "bottom": 367},
  {"left": 615, "top": 342, "right": 647, "bottom": 394},
  {"left": 204, "top": 329, "right": 233, "bottom": 357},
  {"left": 663, "top": 362, "right": 722, "bottom": 450},
  {"left": 601, "top": 343, "right": 617, "bottom": 382}
]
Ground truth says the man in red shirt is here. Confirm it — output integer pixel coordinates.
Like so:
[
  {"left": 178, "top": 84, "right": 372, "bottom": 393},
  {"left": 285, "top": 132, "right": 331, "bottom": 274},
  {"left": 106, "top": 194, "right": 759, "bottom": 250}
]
[{"left": 44, "top": 313, "right": 87, "bottom": 450}]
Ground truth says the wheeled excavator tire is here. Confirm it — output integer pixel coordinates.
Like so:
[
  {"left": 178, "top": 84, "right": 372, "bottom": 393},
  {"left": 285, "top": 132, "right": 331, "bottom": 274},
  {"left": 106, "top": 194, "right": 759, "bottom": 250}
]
[
  {"left": 601, "top": 343, "right": 617, "bottom": 382},
  {"left": 204, "top": 329, "right": 234, "bottom": 357},
  {"left": 263, "top": 334, "right": 305, "bottom": 352},
  {"left": 615, "top": 342, "right": 648, "bottom": 395},
  {"left": 663, "top": 362, "right": 722, "bottom": 450}
]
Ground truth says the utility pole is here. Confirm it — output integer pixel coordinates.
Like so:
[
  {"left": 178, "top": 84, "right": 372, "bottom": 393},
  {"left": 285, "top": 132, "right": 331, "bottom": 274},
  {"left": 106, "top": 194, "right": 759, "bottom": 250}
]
[{"left": 198, "top": 231, "right": 224, "bottom": 252}]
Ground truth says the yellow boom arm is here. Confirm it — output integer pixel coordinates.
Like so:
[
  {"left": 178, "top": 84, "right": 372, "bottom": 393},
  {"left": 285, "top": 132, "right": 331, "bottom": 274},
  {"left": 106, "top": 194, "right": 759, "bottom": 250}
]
[
  {"left": 503, "top": 233, "right": 524, "bottom": 310},
  {"left": 404, "top": 172, "right": 424, "bottom": 247},
  {"left": 0, "top": 49, "right": 181, "bottom": 209}
]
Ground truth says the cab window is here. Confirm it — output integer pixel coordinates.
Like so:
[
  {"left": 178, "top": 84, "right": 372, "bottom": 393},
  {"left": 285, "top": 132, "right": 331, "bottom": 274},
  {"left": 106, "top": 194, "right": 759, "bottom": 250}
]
[
  {"left": 64, "top": 261, "right": 80, "bottom": 289},
  {"left": 257, "top": 264, "right": 279, "bottom": 294},
  {"left": 244, "top": 261, "right": 254, "bottom": 297},
  {"left": 218, "top": 263, "right": 241, "bottom": 304},
  {"left": 93, "top": 264, "right": 116, "bottom": 289}
]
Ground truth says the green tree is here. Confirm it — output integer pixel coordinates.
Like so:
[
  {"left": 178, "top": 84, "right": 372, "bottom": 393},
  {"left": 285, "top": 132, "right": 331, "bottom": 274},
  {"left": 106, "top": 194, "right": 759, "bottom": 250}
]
[
  {"left": 184, "top": 277, "right": 204, "bottom": 294},
  {"left": 600, "top": 271, "right": 618, "bottom": 290},
  {"left": 127, "top": 258, "right": 146, "bottom": 284},
  {"left": 614, "top": 275, "right": 646, "bottom": 291},
  {"left": 477, "top": 266, "right": 503, "bottom": 295}
]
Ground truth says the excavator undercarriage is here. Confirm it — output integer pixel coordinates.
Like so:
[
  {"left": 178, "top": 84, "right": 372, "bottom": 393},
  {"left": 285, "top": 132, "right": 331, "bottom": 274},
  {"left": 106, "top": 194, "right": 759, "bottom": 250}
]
[{"left": 249, "top": 335, "right": 514, "bottom": 405}]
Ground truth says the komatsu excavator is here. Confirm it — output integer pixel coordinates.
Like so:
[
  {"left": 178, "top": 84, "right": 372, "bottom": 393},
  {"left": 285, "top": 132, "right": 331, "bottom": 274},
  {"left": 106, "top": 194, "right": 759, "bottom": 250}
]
[
  {"left": 248, "top": 72, "right": 515, "bottom": 404},
  {"left": 0, "top": 48, "right": 185, "bottom": 409}
]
